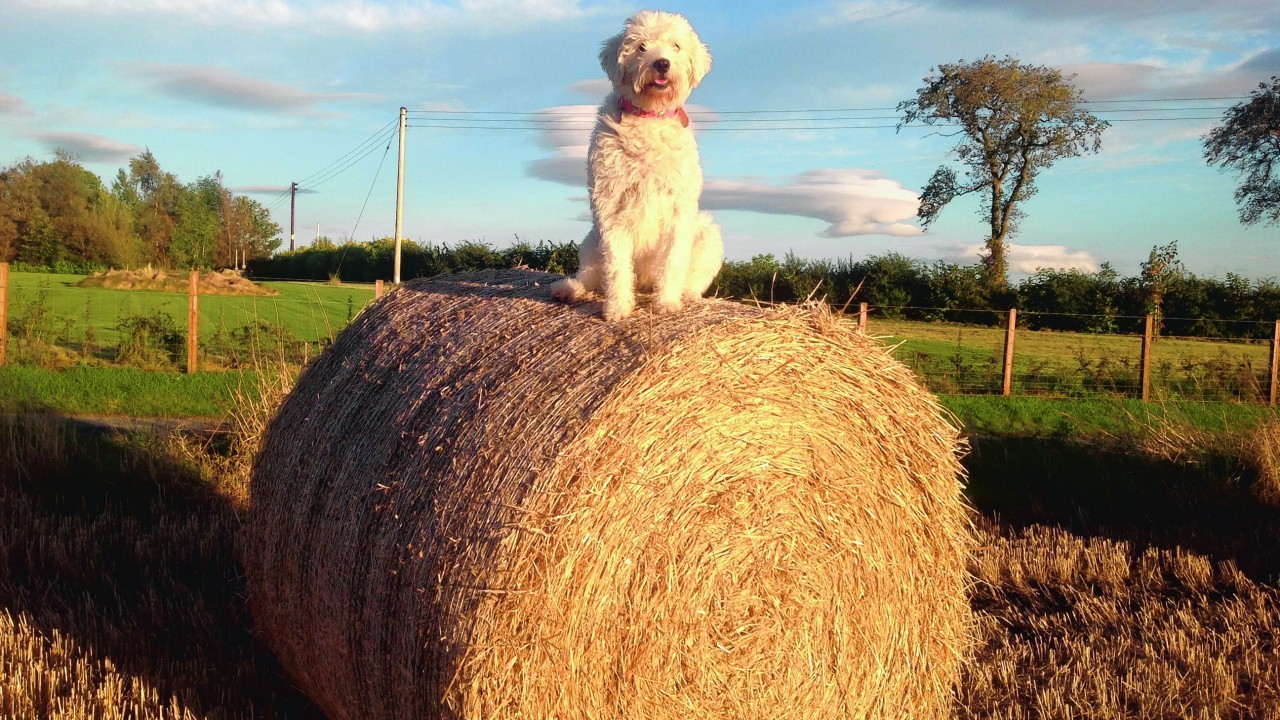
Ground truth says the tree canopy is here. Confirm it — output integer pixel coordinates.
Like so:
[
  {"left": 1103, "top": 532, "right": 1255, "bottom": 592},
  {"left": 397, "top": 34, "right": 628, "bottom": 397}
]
[
  {"left": 0, "top": 150, "right": 281, "bottom": 270},
  {"left": 1203, "top": 76, "right": 1280, "bottom": 227},
  {"left": 899, "top": 56, "right": 1109, "bottom": 292}
]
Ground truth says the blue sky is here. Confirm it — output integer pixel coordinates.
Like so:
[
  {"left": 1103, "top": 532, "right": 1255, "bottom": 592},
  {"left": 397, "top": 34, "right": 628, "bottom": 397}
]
[{"left": 1, "top": 0, "right": 1278, "bottom": 280}]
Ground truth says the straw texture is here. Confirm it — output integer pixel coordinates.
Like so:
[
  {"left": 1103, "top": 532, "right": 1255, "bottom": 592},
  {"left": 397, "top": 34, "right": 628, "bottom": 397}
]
[{"left": 246, "top": 269, "right": 972, "bottom": 720}]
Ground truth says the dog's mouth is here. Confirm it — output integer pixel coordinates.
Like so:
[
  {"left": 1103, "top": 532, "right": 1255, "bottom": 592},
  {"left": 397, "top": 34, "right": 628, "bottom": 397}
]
[{"left": 644, "top": 75, "right": 671, "bottom": 92}]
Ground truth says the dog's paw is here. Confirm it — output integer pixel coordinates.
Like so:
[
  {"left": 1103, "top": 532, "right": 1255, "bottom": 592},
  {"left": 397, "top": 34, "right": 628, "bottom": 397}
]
[
  {"left": 603, "top": 297, "right": 636, "bottom": 321},
  {"left": 653, "top": 296, "right": 684, "bottom": 315},
  {"left": 550, "top": 278, "right": 583, "bottom": 303}
]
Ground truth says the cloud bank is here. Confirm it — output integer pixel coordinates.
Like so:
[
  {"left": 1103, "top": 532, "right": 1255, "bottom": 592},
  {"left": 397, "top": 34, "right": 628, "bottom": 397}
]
[
  {"left": 0, "top": 94, "right": 35, "bottom": 117},
  {"left": 129, "top": 64, "right": 379, "bottom": 114},
  {"left": 15, "top": 0, "right": 596, "bottom": 34},
  {"left": 703, "top": 170, "right": 922, "bottom": 238},
  {"left": 32, "top": 131, "right": 143, "bottom": 163},
  {"left": 949, "top": 242, "right": 1100, "bottom": 274}
]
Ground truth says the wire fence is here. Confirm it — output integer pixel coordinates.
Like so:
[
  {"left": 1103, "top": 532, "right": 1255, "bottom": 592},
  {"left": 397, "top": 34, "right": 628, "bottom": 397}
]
[
  {"left": 1, "top": 264, "right": 1277, "bottom": 405},
  {"left": 0, "top": 265, "right": 377, "bottom": 371},
  {"left": 866, "top": 305, "right": 1277, "bottom": 404}
]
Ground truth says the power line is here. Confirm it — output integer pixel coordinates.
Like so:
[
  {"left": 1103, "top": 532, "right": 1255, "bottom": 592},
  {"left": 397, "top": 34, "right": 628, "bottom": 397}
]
[
  {"left": 300, "top": 124, "right": 399, "bottom": 191},
  {"left": 402, "top": 94, "right": 1249, "bottom": 121},
  {"left": 346, "top": 134, "right": 396, "bottom": 241}
]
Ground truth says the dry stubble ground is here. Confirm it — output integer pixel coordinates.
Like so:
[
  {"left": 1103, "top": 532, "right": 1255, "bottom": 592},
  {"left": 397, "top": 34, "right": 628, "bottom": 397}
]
[{"left": 1, "top": 415, "right": 1278, "bottom": 718}]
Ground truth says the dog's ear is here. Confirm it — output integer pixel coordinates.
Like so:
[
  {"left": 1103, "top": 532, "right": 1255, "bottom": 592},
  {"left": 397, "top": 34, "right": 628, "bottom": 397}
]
[
  {"left": 687, "top": 38, "right": 712, "bottom": 89},
  {"left": 599, "top": 30, "right": 626, "bottom": 86}
]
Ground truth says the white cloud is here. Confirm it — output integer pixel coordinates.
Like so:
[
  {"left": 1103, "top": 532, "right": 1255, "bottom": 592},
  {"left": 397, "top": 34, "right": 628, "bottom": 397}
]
[
  {"left": 704, "top": 169, "right": 922, "bottom": 238},
  {"left": 127, "top": 64, "right": 379, "bottom": 114},
  {"left": 31, "top": 131, "right": 143, "bottom": 163},
  {"left": 524, "top": 104, "right": 596, "bottom": 185},
  {"left": 950, "top": 242, "right": 1100, "bottom": 274},
  {"left": 13, "top": 0, "right": 595, "bottom": 33}
]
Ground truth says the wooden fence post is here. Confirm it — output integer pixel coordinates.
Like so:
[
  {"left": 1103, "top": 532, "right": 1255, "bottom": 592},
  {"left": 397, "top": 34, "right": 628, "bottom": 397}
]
[
  {"left": 1002, "top": 308, "right": 1017, "bottom": 397},
  {"left": 187, "top": 271, "right": 199, "bottom": 374},
  {"left": 1269, "top": 320, "right": 1279, "bottom": 406},
  {"left": 375, "top": 279, "right": 384, "bottom": 299},
  {"left": 1139, "top": 314, "right": 1153, "bottom": 402},
  {"left": 858, "top": 302, "right": 867, "bottom": 333},
  {"left": 0, "top": 262, "right": 8, "bottom": 366}
]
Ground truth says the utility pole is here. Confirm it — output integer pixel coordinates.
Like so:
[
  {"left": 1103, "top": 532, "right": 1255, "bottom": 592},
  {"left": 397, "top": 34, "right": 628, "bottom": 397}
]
[
  {"left": 394, "top": 106, "right": 406, "bottom": 284},
  {"left": 290, "top": 181, "right": 298, "bottom": 252}
]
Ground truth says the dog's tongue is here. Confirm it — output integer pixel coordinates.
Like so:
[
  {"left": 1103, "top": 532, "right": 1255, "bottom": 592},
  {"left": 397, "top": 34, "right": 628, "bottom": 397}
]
[{"left": 654, "top": 76, "right": 669, "bottom": 86}]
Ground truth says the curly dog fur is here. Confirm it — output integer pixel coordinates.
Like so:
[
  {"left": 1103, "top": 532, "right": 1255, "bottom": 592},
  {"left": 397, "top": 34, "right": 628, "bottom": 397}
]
[{"left": 551, "top": 10, "right": 723, "bottom": 321}]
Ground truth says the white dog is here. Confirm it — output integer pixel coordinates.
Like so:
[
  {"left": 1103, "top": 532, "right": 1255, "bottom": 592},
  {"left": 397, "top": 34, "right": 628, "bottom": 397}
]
[{"left": 551, "top": 10, "right": 723, "bottom": 321}]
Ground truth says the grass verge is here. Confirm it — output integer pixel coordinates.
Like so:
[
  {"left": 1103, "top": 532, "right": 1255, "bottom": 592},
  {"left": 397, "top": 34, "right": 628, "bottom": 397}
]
[
  {"left": 941, "top": 394, "right": 1279, "bottom": 437},
  {"left": 0, "top": 365, "right": 252, "bottom": 418}
]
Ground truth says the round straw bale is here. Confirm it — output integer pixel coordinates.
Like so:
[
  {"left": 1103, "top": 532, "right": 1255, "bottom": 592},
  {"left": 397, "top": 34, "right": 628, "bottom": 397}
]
[{"left": 246, "top": 268, "right": 973, "bottom": 720}]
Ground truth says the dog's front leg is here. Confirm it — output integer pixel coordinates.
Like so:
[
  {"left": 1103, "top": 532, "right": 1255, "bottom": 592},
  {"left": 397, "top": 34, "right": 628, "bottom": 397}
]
[
  {"left": 653, "top": 210, "right": 695, "bottom": 314},
  {"left": 600, "top": 228, "right": 637, "bottom": 321}
]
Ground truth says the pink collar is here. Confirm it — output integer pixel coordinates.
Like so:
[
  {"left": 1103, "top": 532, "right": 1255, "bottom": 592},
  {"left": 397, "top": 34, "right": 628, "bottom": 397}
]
[{"left": 619, "top": 96, "right": 690, "bottom": 128}]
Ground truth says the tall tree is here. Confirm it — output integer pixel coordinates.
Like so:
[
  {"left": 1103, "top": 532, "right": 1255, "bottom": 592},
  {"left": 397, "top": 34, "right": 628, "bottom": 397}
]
[
  {"left": 127, "top": 149, "right": 181, "bottom": 266},
  {"left": 222, "top": 195, "right": 282, "bottom": 267},
  {"left": 1203, "top": 76, "right": 1280, "bottom": 227},
  {"left": 899, "top": 56, "right": 1109, "bottom": 291},
  {"left": 170, "top": 174, "right": 223, "bottom": 269}
]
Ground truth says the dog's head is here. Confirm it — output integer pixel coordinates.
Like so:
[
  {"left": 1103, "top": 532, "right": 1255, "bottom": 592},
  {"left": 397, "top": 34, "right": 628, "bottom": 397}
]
[{"left": 599, "top": 10, "right": 711, "bottom": 114}]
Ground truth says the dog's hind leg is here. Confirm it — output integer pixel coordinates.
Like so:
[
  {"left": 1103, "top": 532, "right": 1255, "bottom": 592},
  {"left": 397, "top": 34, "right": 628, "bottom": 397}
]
[
  {"left": 682, "top": 213, "right": 724, "bottom": 302},
  {"left": 550, "top": 228, "right": 604, "bottom": 302}
]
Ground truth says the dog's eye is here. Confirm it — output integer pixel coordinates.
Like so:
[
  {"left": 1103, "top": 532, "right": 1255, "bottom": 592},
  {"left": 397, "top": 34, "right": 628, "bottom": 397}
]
[
  {"left": 673, "top": 44, "right": 681, "bottom": 51},
  {"left": 638, "top": 43, "right": 647, "bottom": 52}
]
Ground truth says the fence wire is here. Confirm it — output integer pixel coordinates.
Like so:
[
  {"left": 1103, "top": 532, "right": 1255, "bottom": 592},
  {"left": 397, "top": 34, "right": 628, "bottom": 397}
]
[{"left": 3, "top": 274, "right": 1279, "bottom": 405}]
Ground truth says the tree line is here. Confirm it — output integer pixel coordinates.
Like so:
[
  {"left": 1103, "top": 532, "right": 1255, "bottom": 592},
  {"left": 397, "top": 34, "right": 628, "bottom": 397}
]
[
  {"left": 0, "top": 151, "right": 281, "bottom": 271},
  {"left": 248, "top": 238, "right": 1280, "bottom": 340}
]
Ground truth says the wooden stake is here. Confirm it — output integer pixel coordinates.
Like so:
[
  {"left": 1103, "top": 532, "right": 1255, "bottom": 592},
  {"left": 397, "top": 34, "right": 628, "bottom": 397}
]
[
  {"left": 188, "top": 271, "right": 199, "bottom": 374},
  {"left": 1002, "top": 308, "right": 1017, "bottom": 397},
  {"left": 1269, "top": 320, "right": 1279, "bottom": 406},
  {"left": 857, "top": 302, "right": 867, "bottom": 333},
  {"left": 1140, "top": 314, "right": 1153, "bottom": 402},
  {"left": 0, "top": 262, "right": 8, "bottom": 366},
  {"left": 375, "top": 279, "right": 384, "bottom": 299}
]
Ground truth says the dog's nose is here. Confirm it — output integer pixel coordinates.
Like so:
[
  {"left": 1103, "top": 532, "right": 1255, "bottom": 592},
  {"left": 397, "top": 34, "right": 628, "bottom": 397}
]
[{"left": 653, "top": 58, "right": 670, "bottom": 74}]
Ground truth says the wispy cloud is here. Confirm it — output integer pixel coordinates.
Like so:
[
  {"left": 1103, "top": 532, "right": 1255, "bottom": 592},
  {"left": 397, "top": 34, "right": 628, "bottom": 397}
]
[
  {"left": 15, "top": 0, "right": 596, "bottom": 34},
  {"left": 0, "top": 93, "right": 35, "bottom": 117},
  {"left": 127, "top": 64, "right": 379, "bottom": 114},
  {"left": 704, "top": 170, "right": 922, "bottom": 238},
  {"left": 31, "top": 131, "right": 143, "bottom": 163},
  {"left": 928, "top": 0, "right": 1278, "bottom": 22}
]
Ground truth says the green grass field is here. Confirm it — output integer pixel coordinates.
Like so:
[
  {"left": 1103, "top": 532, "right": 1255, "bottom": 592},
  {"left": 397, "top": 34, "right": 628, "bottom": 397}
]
[
  {"left": 7, "top": 270, "right": 376, "bottom": 349},
  {"left": 0, "top": 365, "right": 253, "bottom": 417},
  {"left": 873, "top": 315, "right": 1271, "bottom": 401},
  {"left": 4, "top": 269, "right": 1277, "bottom": 406}
]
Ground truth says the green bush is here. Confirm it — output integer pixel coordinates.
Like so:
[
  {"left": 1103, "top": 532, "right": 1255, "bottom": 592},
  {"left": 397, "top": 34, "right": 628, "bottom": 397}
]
[{"left": 115, "top": 311, "right": 185, "bottom": 368}]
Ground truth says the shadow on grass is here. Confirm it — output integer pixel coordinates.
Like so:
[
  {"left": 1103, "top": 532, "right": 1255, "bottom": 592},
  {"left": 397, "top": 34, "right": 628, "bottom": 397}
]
[
  {"left": 0, "top": 412, "right": 320, "bottom": 718},
  {"left": 964, "top": 434, "right": 1280, "bottom": 582}
]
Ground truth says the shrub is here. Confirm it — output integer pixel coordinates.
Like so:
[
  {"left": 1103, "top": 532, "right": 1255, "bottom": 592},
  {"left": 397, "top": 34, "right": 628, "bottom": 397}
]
[{"left": 115, "top": 311, "right": 185, "bottom": 368}]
